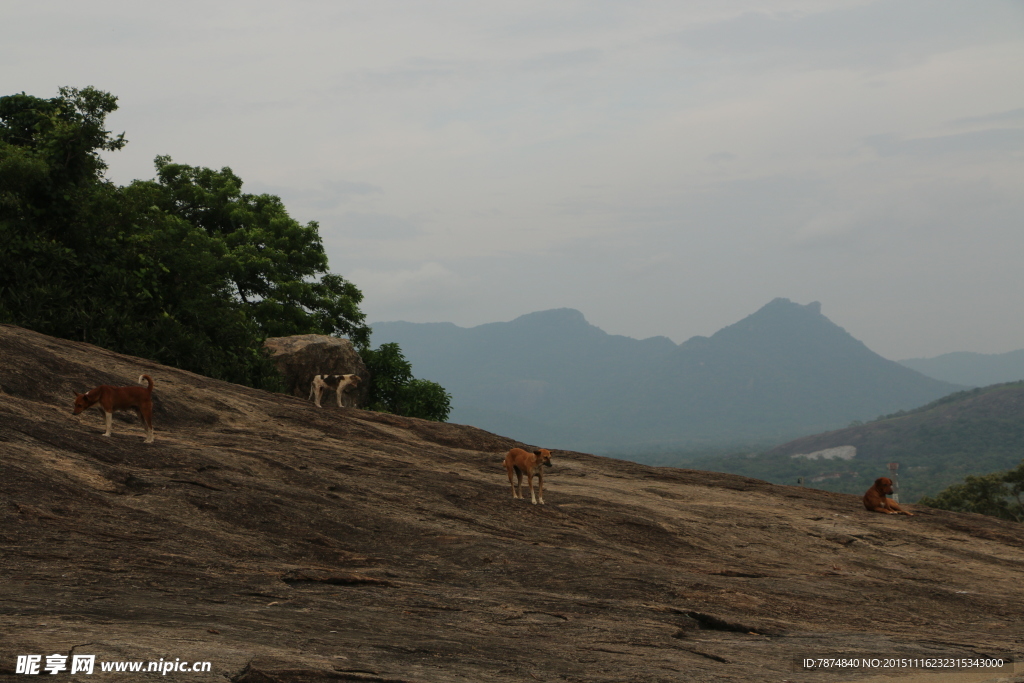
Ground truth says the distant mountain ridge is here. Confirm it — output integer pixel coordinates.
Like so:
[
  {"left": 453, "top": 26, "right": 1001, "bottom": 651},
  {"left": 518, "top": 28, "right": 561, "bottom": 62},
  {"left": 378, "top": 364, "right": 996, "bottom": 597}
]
[
  {"left": 371, "top": 299, "right": 962, "bottom": 453},
  {"left": 899, "top": 349, "right": 1024, "bottom": 387}
]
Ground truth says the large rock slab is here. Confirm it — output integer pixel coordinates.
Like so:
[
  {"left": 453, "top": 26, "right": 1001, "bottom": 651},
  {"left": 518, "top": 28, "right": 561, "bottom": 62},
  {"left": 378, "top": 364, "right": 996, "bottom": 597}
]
[
  {"left": 263, "top": 334, "right": 369, "bottom": 407},
  {"left": 2, "top": 323, "right": 1023, "bottom": 682}
]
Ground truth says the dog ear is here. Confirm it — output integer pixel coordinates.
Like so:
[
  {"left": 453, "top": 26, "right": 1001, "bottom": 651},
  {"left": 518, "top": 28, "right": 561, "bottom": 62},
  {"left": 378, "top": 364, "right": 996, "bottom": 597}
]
[{"left": 534, "top": 450, "right": 542, "bottom": 456}]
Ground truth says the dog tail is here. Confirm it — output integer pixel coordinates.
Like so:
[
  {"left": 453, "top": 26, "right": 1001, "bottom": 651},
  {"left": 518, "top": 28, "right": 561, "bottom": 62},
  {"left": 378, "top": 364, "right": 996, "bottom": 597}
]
[{"left": 138, "top": 374, "right": 154, "bottom": 392}]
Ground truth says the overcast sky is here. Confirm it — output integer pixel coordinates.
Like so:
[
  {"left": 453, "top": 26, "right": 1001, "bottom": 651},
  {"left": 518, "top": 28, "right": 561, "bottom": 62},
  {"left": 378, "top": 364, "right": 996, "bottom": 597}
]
[{"left": 5, "top": 1, "right": 1023, "bottom": 359}]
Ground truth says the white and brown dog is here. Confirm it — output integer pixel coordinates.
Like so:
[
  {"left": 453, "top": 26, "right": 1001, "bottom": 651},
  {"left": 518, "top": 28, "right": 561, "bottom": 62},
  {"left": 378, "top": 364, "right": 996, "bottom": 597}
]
[
  {"left": 308, "top": 373, "right": 361, "bottom": 408},
  {"left": 73, "top": 374, "right": 155, "bottom": 443},
  {"left": 504, "top": 447, "right": 553, "bottom": 505}
]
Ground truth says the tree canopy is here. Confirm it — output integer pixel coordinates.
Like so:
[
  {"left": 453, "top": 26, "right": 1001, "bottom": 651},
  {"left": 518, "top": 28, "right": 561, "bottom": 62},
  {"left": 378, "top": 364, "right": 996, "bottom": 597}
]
[
  {"left": 918, "top": 461, "right": 1024, "bottom": 523},
  {"left": 0, "top": 86, "right": 448, "bottom": 420},
  {"left": 149, "top": 157, "right": 368, "bottom": 345},
  {"left": 361, "top": 343, "right": 452, "bottom": 422}
]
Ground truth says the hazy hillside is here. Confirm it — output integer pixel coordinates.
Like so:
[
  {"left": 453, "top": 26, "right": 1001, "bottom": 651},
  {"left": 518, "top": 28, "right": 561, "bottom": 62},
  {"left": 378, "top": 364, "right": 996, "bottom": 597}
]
[
  {"left": 3, "top": 323, "right": 1023, "bottom": 682},
  {"left": 372, "top": 299, "right": 961, "bottom": 453},
  {"left": 617, "top": 299, "right": 963, "bottom": 449},
  {"left": 900, "top": 349, "right": 1024, "bottom": 387},
  {"left": 681, "top": 382, "right": 1024, "bottom": 502},
  {"left": 372, "top": 308, "right": 679, "bottom": 450}
]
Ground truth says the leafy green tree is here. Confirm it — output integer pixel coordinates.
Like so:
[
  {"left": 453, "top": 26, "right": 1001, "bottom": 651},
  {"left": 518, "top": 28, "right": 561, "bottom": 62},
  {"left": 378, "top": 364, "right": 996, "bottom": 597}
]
[
  {"left": 1, "top": 87, "right": 130, "bottom": 341},
  {"left": 149, "top": 157, "right": 369, "bottom": 346},
  {"left": 0, "top": 86, "right": 359, "bottom": 388},
  {"left": 396, "top": 379, "right": 453, "bottom": 422},
  {"left": 361, "top": 343, "right": 452, "bottom": 421},
  {"left": 918, "top": 461, "right": 1024, "bottom": 522},
  {"left": 2, "top": 85, "right": 451, "bottom": 412},
  {"left": 0, "top": 88, "right": 281, "bottom": 386},
  {"left": 0, "top": 86, "right": 125, "bottom": 217},
  {"left": 1003, "top": 462, "right": 1024, "bottom": 521}
]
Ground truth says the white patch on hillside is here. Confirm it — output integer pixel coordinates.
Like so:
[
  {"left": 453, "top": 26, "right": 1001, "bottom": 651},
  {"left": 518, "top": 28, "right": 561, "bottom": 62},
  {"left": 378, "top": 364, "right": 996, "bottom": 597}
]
[{"left": 791, "top": 445, "right": 856, "bottom": 461}]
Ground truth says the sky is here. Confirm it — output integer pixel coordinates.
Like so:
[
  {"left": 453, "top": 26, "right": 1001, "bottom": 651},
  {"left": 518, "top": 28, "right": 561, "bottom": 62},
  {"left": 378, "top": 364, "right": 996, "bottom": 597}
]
[{"left": 4, "top": 0, "right": 1024, "bottom": 360}]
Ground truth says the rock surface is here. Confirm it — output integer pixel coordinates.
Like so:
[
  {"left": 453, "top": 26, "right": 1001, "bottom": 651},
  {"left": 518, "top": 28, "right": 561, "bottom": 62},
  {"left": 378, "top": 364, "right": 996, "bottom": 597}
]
[
  {"left": 263, "top": 334, "right": 369, "bottom": 406},
  {"left": 1, "top": 323, "right": 1023, "bottom": 682}
]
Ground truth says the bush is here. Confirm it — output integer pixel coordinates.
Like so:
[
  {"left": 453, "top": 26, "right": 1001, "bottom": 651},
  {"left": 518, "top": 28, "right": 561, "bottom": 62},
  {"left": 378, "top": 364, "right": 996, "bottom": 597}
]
[
  {"left": 360, "top": 343, "right": 451, "bottom": 422},
  {"left": 918, "top": 461, "right": 1024, "bottom": 522}
]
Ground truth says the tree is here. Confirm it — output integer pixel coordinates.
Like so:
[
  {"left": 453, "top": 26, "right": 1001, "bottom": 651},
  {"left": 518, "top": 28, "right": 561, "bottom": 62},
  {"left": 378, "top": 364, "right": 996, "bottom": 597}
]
[
  {"left": 0, "top": 86, "right": 125, "bottom": 206},
  {"left": 0, "top": 88, "right": 282, "bottom": 386},
  {"left": 149, "top": 157, "right": 369, "bottom": 346},
  {"left": 0, "top": 87, "right": 361, "bottom": 388},
  {"left": 360, "top": 343, "right": 452, "bottom": 421},
  {"left": 2, "top": 86, "right": 452, "bottom": 415},
  {"left": 918, "top": 461, "right": 1024, "bottom": 522},
  {"left": 1, "top": 87, "right": 130, "bottom": 343}
]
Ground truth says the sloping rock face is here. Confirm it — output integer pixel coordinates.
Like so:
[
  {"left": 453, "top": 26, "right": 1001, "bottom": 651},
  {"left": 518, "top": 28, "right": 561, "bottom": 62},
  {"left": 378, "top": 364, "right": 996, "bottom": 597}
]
[
  {"left": 1, "top": 323, "right": 1023, "bottom": 682},
  {"left": 263, "top": 334, "right": 369, "bottom": 407}
]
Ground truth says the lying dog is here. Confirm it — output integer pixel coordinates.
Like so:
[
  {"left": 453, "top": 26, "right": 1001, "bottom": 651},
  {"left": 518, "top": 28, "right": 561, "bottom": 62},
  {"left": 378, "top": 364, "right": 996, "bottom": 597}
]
[
  {"left": 73, "top": 374, "right": 155, "bottom": 443},
  {"left": 308, "top": 373, "right": 361, "bottom": 408},
  {"left": 863, "top": 477, "right": 913, "bottom": 516},
  {"left": 503, "top": 447, "right": 553, "bottom": 505}
]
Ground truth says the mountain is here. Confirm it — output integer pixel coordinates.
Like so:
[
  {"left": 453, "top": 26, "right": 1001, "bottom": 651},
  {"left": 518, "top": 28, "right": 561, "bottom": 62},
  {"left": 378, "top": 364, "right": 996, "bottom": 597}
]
[
  {"left": 688, "top": 381, "right": 1024, "bottom": 502},
  {"left": 900, "top": 349, "right": 1024, "bottom": 387},
  {"left": 371, "top": 299, "right": 962, "bottom": 453},
  {"left": 3, "top": 322, "right": 1023, "bottom": 682},
  {"left": 370, "top": 308, "right": 679, "bottom": 450}
]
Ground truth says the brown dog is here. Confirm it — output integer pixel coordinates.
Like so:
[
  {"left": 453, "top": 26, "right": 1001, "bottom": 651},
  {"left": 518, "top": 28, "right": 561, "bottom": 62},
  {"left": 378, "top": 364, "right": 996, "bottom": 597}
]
[
  {"left": 504, "top": 447, "right": 553, "bottom": 505},
  {"left": 863, "top": 477, "right": 913, "bottom": 515},
  {"left": 73, "top": 374, "right": 155, "bottom": 443}
]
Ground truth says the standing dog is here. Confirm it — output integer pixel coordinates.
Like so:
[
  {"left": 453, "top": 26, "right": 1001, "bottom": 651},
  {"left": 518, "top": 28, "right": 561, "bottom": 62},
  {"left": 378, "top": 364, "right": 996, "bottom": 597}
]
[
  {"left": 73, "top": 375, "right": 155, "bottom": 443},
  {"left": 504, "top": 447, "right": 553, "bottom": 505},
  {"left": 308, "top": 373, "right": 361, "bottom": 408},
  {"left": 863, "top": 477, "right": 913, "bottom": 515}
]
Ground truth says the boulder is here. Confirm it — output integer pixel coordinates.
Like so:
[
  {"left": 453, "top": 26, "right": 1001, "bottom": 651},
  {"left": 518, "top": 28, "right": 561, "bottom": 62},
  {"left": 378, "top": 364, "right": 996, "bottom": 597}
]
[{"left": 263, "top": 335, "right": 369, "bottom": 407}]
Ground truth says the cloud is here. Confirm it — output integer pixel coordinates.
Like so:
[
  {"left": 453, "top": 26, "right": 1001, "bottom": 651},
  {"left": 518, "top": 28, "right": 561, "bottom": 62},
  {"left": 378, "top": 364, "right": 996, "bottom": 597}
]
[
  {"left": 7, "top": 0, "right": 1024, "bottom": 358},
  {"left": 520, "top": 47, "right": 605, "bottom": 72},
  {"left": 705, "top": 152, "right": 737, "bottom": 164},
  {"left": 951, "top": 107, "right": 1024, "bottom": 128},
  {"left": 864, "top": 128, "right": 1024, "bottom": 158},
  {"left": 350, "top": 262, "right": 464, "bottom": 310},
  {"left": 248, "top": 180, "right": 383, "bottom": 211},
  {"left": 668, "top": 1, "right": 1022, "bottom": 71},
  {"left": 331, "top": 212, "right": 420, "bottom": 240}
]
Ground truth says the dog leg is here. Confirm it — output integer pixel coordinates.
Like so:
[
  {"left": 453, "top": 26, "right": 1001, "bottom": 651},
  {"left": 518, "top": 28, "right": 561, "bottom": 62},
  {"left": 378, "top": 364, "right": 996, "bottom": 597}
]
[
  {"left": 102, "top": 410, "right": 113, "bottom": 437},
  {"left": 142, "top": 407, "right": 155, "bottom": 444},
  {"left": 537, "top": 471, "right": 545, "bottom": 505},
  {"left": 336, "top": 385, "right": 344, "bottom": 408},
  {"left": 504, "top": 462, "right": 515, "bottom": 499},
  {"left": 887, "top": 500, "right": 913, "bottom": 516},
  {"left": 527, "top": 471, "right": 537, "bottom": 505}
]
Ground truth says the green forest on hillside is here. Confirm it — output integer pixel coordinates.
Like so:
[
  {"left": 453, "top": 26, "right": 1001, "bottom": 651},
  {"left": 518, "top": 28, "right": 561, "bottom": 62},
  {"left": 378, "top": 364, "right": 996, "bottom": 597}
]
[
  {"left": 0, "top": 86, "right": 449, "bottom": 420},
  {"left": 652, "top": 383, "right": 1024, "bottom": 503}
]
